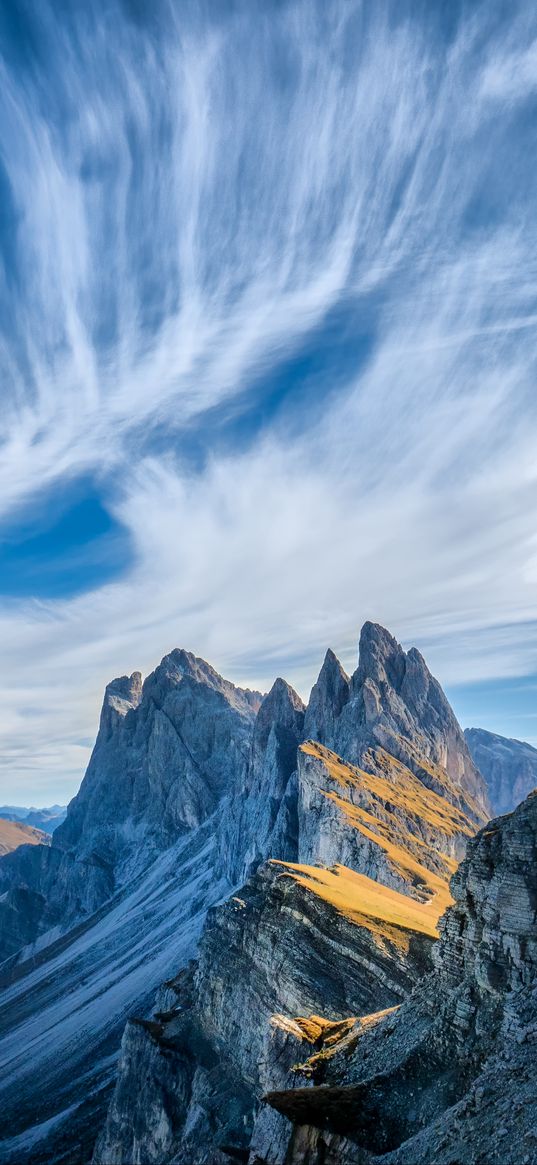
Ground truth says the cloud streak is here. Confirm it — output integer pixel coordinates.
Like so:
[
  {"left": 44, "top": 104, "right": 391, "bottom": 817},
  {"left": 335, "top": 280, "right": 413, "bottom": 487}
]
[{"left": 1, "top": 0, "right": 537, "bottom": 799}]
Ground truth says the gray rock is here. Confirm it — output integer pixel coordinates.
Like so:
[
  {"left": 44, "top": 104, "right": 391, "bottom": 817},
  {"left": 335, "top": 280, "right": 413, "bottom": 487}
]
[
  {"left": 94, "top": 860, "right": 434, "bottom": 1165},
  {"left": 219, "top": 678, "right": 305, "bottom": 883},
  {"left": 266, "top": 789, "right": 537, "bottom": 1165},
  {"left": 329, "top": 623, "right": 490, "bottom": 822},
  {"left": 465, "top": 726, "right": 537, "bottom": 815},
  {"left": 0, "top": 651, "right": 260, "bottom": 964},
  {"left": 0, "top": 622, "right": 499, "bottom": 1163},
  {"left": 303, "top": 649, "right": 351, "bottom": 744}
]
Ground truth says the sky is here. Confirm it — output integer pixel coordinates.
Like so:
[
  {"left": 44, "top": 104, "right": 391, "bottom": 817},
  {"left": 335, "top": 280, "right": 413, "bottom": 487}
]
[{"left": 1, "top": 0, "right": 537, "bottom": 804}]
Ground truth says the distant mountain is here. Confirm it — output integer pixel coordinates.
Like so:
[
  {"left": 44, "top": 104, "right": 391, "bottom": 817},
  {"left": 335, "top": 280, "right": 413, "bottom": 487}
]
[
  {"left": 0, "top": 818, "right": 50, "bottom": 856},
  {"left": 0, "top": 805, "right": 67, "bottom": 834},
  {"left": 465, "top": 726, "right": 537, "bottom": 815}
]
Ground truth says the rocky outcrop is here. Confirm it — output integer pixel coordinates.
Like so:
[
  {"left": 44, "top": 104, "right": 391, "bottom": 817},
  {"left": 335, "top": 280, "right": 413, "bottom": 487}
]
[
  {"left": 266, "top": 789, "right": 537, "bottom": 1165},
  {"left": 465, "top": 726, "right": 537, "bottom": 816}
]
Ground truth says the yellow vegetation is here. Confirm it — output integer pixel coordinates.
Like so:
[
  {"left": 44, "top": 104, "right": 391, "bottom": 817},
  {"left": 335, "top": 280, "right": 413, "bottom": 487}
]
[
  {"left": 291, "top": 1006, "right": 400, "bottom": 1075},
  {"left": 272, "top": 860, "right": 449, "bottom": 950},
  {"left": 388, "top": 734, "right": 487, "bottom": 824},
  {"left": 270, "top": 1013, "right": 357, "bottom": 1046},
  {"left": 300, "top": 740, "right": 474, "bottom": 840}
]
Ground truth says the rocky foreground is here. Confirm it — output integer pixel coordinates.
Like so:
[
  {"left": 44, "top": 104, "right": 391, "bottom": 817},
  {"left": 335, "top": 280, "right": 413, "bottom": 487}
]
[
  {"left": 267, "top": 789, "right": 537, "bottom": 1164},
  {"left": 0, "top": 622, "right": 534, "bottom": 1164}
]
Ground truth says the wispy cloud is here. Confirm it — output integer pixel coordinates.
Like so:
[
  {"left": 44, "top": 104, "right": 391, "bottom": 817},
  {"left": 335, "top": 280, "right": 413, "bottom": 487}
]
[{"left": 1, "top": 0, "right": 537, "bottom": 800}]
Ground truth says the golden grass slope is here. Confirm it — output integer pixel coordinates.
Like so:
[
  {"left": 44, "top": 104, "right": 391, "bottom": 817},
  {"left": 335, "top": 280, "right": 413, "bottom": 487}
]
[
  {"left": 269, "top": 740, "right": 478, "bottom": 952},
  {"left": 0, "top": 817, "right": 48, "bottom": 856},
  {"left": 301, "top": 740, "right": 474, "bottom": 842},
  {"left": 273, "top": 861, "right": 449, "bottom": 949}
]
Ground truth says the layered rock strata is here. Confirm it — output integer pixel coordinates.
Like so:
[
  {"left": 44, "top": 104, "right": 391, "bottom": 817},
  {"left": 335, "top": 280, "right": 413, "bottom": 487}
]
[{"left": 267, "top": 790, "right": 537, "bottom": 1165}]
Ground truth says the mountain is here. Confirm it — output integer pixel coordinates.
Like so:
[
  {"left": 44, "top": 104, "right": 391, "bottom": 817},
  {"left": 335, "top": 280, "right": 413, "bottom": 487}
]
[
  {"left": 465, "top": 726, "right": 537, "bottom": 816},
  {"left": 307, "top": 624, "right": 488, "bottom": 817},
  {"left": 0, "top": 819, "right": 50, "bottom": 857},
  {"left": 265, "top": 787, "right": 537, "bottom": 1165},
  {"left": 0, "top": 806, "right": 67, "bottom": 834},
  {"left": 0, "top": 652, "right": 261, "bottom": 962},
  {"left": 0, "top": 623, "right": 490, "bottom": 1164},
  {"left": 94, "top": 742, "right": 471, "bottom": 1165}
]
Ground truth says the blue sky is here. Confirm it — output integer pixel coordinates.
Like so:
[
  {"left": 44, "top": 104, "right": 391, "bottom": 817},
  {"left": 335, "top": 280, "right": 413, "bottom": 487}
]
[{"left": 1, "top": 0, "right": 537, "bottom": 803}]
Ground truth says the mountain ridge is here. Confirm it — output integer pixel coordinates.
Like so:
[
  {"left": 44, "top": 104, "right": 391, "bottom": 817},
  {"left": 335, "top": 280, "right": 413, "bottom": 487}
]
[{"left": 0, "top": 621, "right": 507, "bottom": 1164}]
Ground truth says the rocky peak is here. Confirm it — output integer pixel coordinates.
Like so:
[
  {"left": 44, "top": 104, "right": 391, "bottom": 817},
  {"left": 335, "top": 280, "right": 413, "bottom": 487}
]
[
  {"left": 252, "top": 678, "right": 305, "bottom": 759},
  {"left": 142, "top": 647, "right": 262, "bottom": 717},
  {"left": 219, "top": 680, "right": 306, "bottom": 882},
  {"left": 303, "top": 649, "right": 350, "bottom": 743},
  {"left": 352, "top": 621, "right": 407, "bottom": 692},
  {"left": 98, "top": 672, "right": 142, "bottom": 742},
  {"left": 0, "top": 646, "right": 261, "bottom": 961},
  {"left": 327, "top": 623, "right": 491, "bottom": 820}
]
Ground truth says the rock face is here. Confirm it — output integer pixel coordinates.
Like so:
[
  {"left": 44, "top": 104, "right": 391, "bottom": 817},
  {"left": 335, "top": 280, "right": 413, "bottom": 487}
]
[
  {"left": 465, "top": 726, "right": 537, "bottom": 816},
  {"left": 303, "top": 648, "right": 351, "bottom": 744},
  {"left": 0, "top": 652, "right": 261, "bottom": 963},
  {"left": 295, "top": 741, "right": 472, "bottom": 881},
  {"left": 0, "top": 821, "right": 231, "bottom": 1165},
  {"left": 94, "top": 860, "right": 438, "bottom": 1165},
  {"left": 266, "top": 789, "right": 537, "bottom": 1165},
  {"left": 219, "top": 678, "right": 305, "bottom": 883},
  {"left": 0, "top": 622, "right": 493, "bottom": 1164},
  {"left": 219, "top": 623, "right": 488, "bottom": 887}
]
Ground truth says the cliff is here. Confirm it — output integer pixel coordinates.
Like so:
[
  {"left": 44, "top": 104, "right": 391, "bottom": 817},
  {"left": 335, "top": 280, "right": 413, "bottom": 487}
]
[
  {"left": 0, "top": 653, "right": 260, "bottom": 962},
  {"left": 267, "top": 789, "right": 537, "bottom": 1164}
]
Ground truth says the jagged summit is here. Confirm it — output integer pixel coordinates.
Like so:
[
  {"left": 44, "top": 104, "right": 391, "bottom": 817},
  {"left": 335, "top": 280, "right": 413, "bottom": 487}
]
[
  {"left": 0, "top": 619, "right": 499, "bottom": 1164},
  {"left": 0, "top": 643, "right": 261, "bottom": 963},
  {"left": 302, "top": 623, "right": 490, "bottom": 822},
  {"left": 220, "top": 676, "right": 306, "bottom": 882},
  {"left": 99, "top": 672, "right": 142, "bottom": 740},
  {"left": 141, "top": 647, "right": 264, "bottom": 718},
  {"left": 304, "top": 648, "right": 350, "bottom": 743},
  {"left": 353, "top": 621, "right": 406, "bottom": 689}
]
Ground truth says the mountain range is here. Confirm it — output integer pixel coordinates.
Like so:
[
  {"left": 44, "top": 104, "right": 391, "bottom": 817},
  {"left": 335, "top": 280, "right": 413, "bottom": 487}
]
[
  {"left": 0, "top": 805, "right": 67, "bottom": 834},
  {"left": 0, "top": 622, "right": 535, "bottom": 1165}
]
